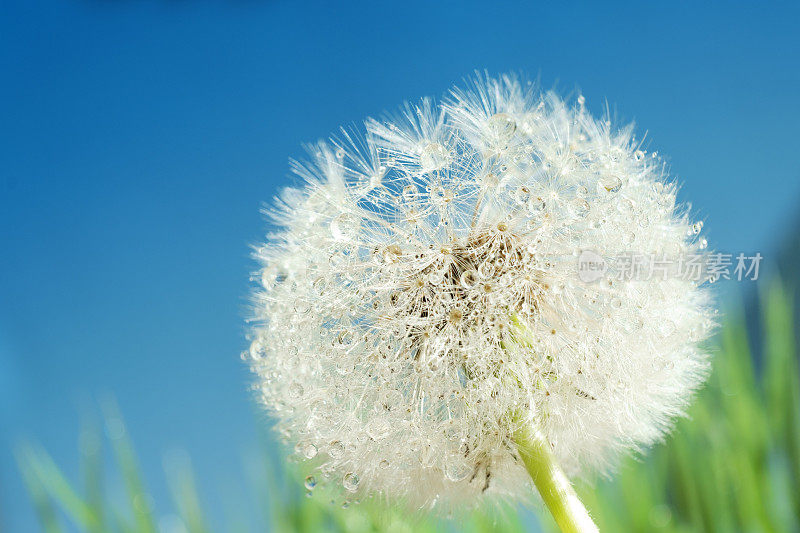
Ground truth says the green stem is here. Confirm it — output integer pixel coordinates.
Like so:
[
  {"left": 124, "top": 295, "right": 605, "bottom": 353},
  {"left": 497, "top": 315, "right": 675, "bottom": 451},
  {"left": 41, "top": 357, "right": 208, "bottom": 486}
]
[{"left": 512, "top": 419, "right": 599, "bottom": 533}]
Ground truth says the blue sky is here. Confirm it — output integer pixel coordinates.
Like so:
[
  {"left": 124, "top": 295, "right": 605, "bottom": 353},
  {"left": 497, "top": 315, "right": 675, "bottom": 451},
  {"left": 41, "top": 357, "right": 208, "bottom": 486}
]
[{"left": 1, "top": 1, "right": 799, "bottom": 530}]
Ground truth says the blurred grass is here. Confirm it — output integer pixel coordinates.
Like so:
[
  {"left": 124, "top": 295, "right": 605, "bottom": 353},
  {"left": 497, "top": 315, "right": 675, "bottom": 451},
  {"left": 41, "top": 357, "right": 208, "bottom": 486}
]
[{"left": 16, "top": 280, "right": 800, "bottom": 532}]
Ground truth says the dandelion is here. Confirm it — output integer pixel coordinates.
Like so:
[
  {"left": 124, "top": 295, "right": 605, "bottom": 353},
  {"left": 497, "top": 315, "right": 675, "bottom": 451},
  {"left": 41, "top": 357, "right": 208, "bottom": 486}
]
[{"left": 248, "top": 73, "right": 714, "bottom": 531}]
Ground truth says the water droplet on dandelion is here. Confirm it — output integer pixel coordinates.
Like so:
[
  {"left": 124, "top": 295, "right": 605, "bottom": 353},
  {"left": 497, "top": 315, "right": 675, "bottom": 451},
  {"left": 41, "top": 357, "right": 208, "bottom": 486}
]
[
  {"left": 515, "top": 186, "right": 531, "bottom": 205},
  {"left": 445, "top": 460, "right": 472, "bottom": 482},
  {"left": 598, "top": 175, "right": 622, "bottom": 194},
  {"left": 303, "top": 443, "right": 318, "bottom": 459},
  {"left": 460, "top": 270, "right": 478, "bottom": 289},
  {"left": 304, "top": 475, "right": 317, "bottom": 489},
  {"left": 420, "top": 142, "right": 450, "bottom": 170},
  {"left": 478, "top": 261, "right": 496, "bottom": 279},
  {"left": 571, "top": 198, "right": 590, "bottom": 218},
  {"left": 343, "top": 472, "right": 360, "bottom": 492},
  {"left": 488, "top": 113, "right": 517, "bottom": 143},
  {"left": 329, "top": 441, "right": 345, "bottom": 458},
  {"left": 294, "top": 299, "right": 311, "bottom": 315},
  {"left": 331, "top": 213, "right": 358, "bottom": 241},
  {"left": 288, "top": 382, "right": 304, "bottom": 399},
  {"left": 659, "top": 320, "right": 676, "bottom": 338},
  {"left": 249, "top": 339, "right": 266, "bottom": 361},
  {"left": 428, "top": 270, "right": 445, "bottom": 286}
]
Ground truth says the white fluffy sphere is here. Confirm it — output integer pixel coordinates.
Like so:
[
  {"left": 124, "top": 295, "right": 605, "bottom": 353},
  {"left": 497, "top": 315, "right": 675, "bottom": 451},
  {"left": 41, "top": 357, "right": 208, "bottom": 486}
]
[{"left": 248, "top": 74, "right": 714, "bottom": 509}]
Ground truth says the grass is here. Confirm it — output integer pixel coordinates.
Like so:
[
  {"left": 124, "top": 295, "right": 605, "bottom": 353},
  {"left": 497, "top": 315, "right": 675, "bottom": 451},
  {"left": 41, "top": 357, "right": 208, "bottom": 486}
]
[{"left": 16, "top": 280, "right": 800, "bottom": 532}]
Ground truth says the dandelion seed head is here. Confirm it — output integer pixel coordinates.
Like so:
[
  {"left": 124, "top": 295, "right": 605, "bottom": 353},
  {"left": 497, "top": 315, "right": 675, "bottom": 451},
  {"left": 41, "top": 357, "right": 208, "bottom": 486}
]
[{"left": 248, "top": 73, "right": 715, "bottom": 509}]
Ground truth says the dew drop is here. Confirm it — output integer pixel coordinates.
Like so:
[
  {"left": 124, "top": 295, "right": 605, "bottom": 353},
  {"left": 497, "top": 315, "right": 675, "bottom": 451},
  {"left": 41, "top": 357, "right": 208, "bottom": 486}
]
[
  {"left": 366, "top": 419, "right": 391, "bottom": 440},
  {"left": 303, "top": 443, "right": 318, "bottom": 459},
  {"left": 402, "top": 184, "right": 417, "bottom": 201},
  {"left": 623, "top": 232, "right": 635, "bottom": 245},
  {"left": 336, "top": 330, "right": 354, "bottom": 348},
  {"left": 343, "top": 472, "right": 360, "bottom": 492},
  {"left": 460, "top": 269, "right": 478, "bottom": 289},
  {"left": 249, "top": 339, "right": 266, "bottom": 361},
  {"left": 331, "top": 213, "right": 358, "bottom": 241},
  {"left": 571, "top": 198, "right": 590, "bottom": 218},
  {"left": 691, "top": 221, "right": 704, "bottom": 235},
  {"left": 432, "top": 186, "right": 454, "bottom": 205},
  {"left": 445, "top": 460, "right": 472, "bottom": 482},
  {"left": 488, "top": 113, "right": 517, "bottom": 143},
  {"left": 288, "top": 382, "right": 304, "bottom": 399},
  {"left": 659, "top": 320, "right": 676, "bottom": 338},
  {"left": 528, "top": 196, "right": 546, "bottom": 215},
  {"left": 515, "top": 186, "right": 531, "bottom": 205},
  {"left": 598, "top": 175, "right": 622, "bottom": 194},
  {"left": 634, "top": 150, "right": 645, "bottom": 161},
  {"left": 428, "top": 270, "right": 445, "bottom": 286},
  {"left": 329, "top": 441, "right": 345, "bottom": 458},
  {"left": 304, "top": 475, "right": 317, "bottom": 489},
  {"left": 478, "top": 261, "right": 496, "bottom": 279},
  {"left": 294, "top": 299, "right": 311, "bottom": 315},
  {"left": 420, "top": 142, "right": 450, "bottom": 170}
]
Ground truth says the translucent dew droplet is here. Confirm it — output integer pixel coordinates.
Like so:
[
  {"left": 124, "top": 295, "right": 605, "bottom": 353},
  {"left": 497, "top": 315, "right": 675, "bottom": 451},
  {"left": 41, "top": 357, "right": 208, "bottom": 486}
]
[
  {"left": 598, "top": 175, "right": 622, "bottom": 194},
  {"left": 329, "top": 441, "right": 345, "bottom": 458},
  {"left": 303, "top": 443, "right": 318, "bottom": 459},
  {"left": 515, "top": 186, "right": 531, "bottom": 205},
  {"left": 249, "top": 339, "right": 266, "bottom": 361},
  {"left": 420, "top": 142, "right": 450, "bottom": 170},
  {"left": 623, "top": 232, "right": 635, "bottom": 245},
  {"left": 428, "top": 270, "right": 445, "bottom": 286},
  {"left": 366, "top": 419, "right": 391, "bottom": 440},
  {"left": 331, "top": 213, "right": 358, "bottom": 241},
  {"left": 571, "top": 198, "right": 590, "bottom": 218},
  {"left": 288, "top": 382, "right": 304, "bottom": 399},
  {"left": 445, "top": 460, "right": 472, "bottom": 482},
  {"left": 478, "top": 261, "right": 496, "bottom": 279},
  {"left": 304, "top": 475, "right": 317, "bottom": 489},
  {"left": 488, "top": 113, "right": 517, "bottom": 143},
  {"left": 294, "top": 299, "right": 311, "bottom": 315},
  {"left": 659, "top": 320, "right": 676, "bottom": 338},
  {"left": 336, "top": 330, "right": 354, "bottom": 348},
  {"left": 528, "top": 196, "right": 546, "bottom": 215},
  {"left": 402, "top": 184, "right": 417, "bottom": 201},
  {"left": 460, "top": 269, "right": 478, "bottom": 289},
  {"left": 343, "top": 472, "right": 360, "bottom": 492}
]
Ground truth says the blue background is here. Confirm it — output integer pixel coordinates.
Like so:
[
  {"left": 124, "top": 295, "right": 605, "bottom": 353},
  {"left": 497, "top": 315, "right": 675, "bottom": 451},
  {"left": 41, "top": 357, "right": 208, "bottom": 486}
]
[{"left": 2, "top": 1, "right": 799, "bottom": 530}]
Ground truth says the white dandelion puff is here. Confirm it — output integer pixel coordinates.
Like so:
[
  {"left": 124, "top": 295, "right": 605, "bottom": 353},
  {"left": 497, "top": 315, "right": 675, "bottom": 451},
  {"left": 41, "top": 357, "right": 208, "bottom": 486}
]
[{"left": 247, "top": 73, "right": 715, "bottom": 521}]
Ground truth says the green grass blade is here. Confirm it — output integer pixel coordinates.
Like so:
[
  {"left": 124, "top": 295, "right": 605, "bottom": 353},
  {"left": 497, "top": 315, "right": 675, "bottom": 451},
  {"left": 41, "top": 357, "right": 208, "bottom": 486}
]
[
  {"left": 15, "top": 445, "right": 64, "bottom": 533},
  {"left": 101, "top": 399, "right": 157, "bottom": 533}
]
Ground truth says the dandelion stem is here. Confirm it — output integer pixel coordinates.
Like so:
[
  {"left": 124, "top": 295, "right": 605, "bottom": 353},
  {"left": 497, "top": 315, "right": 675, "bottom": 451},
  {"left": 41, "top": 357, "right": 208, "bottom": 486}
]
[{"left": 512, "top": 419, "right": 598, "bottom": 533}]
